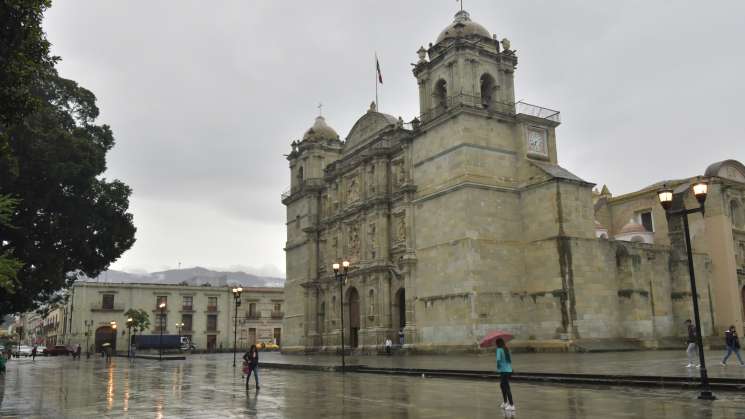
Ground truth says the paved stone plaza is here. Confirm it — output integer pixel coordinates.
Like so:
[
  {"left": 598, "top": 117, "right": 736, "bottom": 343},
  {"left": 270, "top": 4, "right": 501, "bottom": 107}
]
[{"left": 2, "top": 354, "right": 745, "bottom": 418}]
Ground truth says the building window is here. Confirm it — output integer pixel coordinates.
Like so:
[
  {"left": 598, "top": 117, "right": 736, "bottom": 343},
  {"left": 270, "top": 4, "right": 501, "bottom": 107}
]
[
  {"left": 156, "top": 295, "right": 167, "bottom": 309},
  {"left": 635, "top": 210, "right": 654, "bottom": 232},
  {"left": 182, "top": 296, "right": 193, "bottom": 311},
  {"left": 181, "top": 314, "right": 193, "bottom": 332},
  {"left": 248, "top": 303, "right": 258, "bottom": 319},
  {"left": 273, "top": 303, "right": 281, "bottom": 313},
  {"left": 207, "top": 297, "right": 218, "bottom": 312},
  {"left": 368, "top": 289, "right": 375, "bottom": 317},
  {"left": 206, "top": 314, "right": 217, "bottom": 332},
  {"left": 273, "top": 328, "right": 281, "bottom": 346},
  {"left": 102, "top": 294, "right": 114, "bottom": 310}
]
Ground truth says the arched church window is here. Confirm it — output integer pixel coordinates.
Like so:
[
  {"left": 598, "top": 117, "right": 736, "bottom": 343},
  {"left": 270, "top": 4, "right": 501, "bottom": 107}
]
[
  {"left": 433, "top": 79, "right": 448, "bottom": 109},
  {"left": 297, "top": 166, "right": 304, "bottom": 184},
  {"left": 480, "top": 73, "right": 496, "bottom": 108}
]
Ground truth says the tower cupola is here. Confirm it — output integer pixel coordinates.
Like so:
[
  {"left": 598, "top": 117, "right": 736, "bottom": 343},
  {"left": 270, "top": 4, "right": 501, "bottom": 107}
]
[{"left": 302, "top": 115, "right": 339, "bottom": 143}]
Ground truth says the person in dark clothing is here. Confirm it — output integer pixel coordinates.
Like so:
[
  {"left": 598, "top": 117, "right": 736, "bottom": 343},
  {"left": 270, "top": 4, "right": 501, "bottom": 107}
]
[
  {"left": 685, "top": 319, "right": 698, "bottom": 368},
  {"left": 496, "top": 338, "right": 515, "bottom": 412},
  {"left": 721, "top": 325, "right": 744, "bottom": 366},
  {"left": 31, "top": 345, "right": 37, "bottom": 361},
  {"left": 243, "top": 345, "right": 260, "bottom": 389}
]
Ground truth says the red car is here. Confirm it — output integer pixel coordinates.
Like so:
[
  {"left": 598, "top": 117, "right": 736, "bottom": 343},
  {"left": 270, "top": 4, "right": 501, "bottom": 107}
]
[{"left": 43, "top": 345, "right": 71, "bottom": 356}]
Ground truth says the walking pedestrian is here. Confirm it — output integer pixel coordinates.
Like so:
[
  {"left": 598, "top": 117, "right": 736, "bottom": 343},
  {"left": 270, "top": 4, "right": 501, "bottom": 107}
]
[
  {"left": 0, "top": 349, "right": 7, "bottom": 375},
  {"left": 243, "top": 344, "right": 260, "bottom": 390},
  {"left": 398, "top": 329, "right": 404, "bottom": 346},
  {"left": 74, "top": 344, "right": 81, "bottom": 360},
  {"left": 31, "top": 345, "right": 37, "bottom": 361},
  {"left": 720, "top": 325, "right": 744, "bottom": 366},
  {"left": 685, "top": 319, "right": 699, "bottom": 368},
  {"left": 496, "top": 338, "right": 515, "bottom": 412},
  {"left": 385, "top": 337, "right": 392, "bottom": 355}
]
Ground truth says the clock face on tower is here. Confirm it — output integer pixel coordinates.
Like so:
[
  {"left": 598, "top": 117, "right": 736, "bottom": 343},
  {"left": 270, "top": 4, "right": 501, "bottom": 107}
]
[{"left": 527, "top": 128, "right": 547, "bottom": 157}]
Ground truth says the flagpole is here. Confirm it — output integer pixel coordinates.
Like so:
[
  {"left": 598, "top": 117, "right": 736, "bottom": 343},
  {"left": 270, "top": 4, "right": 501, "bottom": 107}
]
[{"left": 375, "top": 53, "right": 379, "bottom": 111}]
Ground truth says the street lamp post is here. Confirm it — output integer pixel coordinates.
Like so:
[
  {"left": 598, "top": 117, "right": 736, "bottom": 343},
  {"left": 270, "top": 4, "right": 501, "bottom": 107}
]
[
  {"left": 332, "top": 260, "right": 350, "bottom": 372},
  {"left": 658, "top": 178, "right": 715, "bottom": 401},
  {"left": 126, "top": 318, "right": 133, "bottom": 358},
  {"left": 232, "top": 287, "right": 243, "bottom": 367},
  {"left": 110, "top": 321, "right": 117, "bottom": 355},
  {"left": 84, "top": 320, "right": 93, "bottom": 358},
  {"left": 158, "top": 302, "right": 166, "bottom": 361}
]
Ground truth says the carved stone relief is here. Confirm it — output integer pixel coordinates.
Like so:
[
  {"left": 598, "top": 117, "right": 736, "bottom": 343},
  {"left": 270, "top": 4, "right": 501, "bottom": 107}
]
[
  {"left": 368, "top": 222, "right": 377, "bottom": 259},
  {"left": 395, "top": 212, "right": 406, "bottom": 243},
  {"left": 348, "top": 223, "right": 361, "bottom": 258},
  {"left": 347, "top": 175, "right": 360, "bottom": 203}
]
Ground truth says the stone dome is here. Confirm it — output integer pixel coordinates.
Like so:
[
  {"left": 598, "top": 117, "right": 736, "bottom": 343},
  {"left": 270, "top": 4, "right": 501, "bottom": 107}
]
[
  {"left": 436, "top": 10, "right": 491, "bottom": 43},
  {"left": 302, "top": 116, "right": 339, "bottom": 142},
  {"left": 618, "top": 220, "right": 647, "bottom": 235}
]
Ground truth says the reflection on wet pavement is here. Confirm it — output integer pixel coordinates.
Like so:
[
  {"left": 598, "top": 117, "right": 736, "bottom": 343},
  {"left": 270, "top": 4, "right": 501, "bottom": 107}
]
[{"left": 1, "top": 354, "right": 745, "bottom": 418}]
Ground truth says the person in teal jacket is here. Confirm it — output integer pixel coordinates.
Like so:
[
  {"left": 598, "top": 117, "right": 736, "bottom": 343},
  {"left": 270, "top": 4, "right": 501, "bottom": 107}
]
[{"left": 496, "top": 338, "right": 515, "bottom": 411}]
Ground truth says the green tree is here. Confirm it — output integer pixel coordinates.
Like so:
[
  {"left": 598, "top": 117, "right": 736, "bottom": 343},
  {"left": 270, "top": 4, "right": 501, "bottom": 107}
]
[
  {"left": 124, "top": 308, "right": 150, "bottom": 335},
  {"left": 0, "top": 195, "right": 22, "bottom": 292},
  {"left": 1, "top": 0, "right": 59, "bottom": 290},
  {"left": 0, "top": 0, "right": 58, "bottom": 125},
  {"left": 0, "top": 68, "right": 137, "bottom": 316}
]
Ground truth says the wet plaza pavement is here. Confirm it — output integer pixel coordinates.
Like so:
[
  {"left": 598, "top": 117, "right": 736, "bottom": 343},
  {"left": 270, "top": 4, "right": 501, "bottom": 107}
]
[{"left": 2, "top": 354, "right": 745, "bottom": 418}]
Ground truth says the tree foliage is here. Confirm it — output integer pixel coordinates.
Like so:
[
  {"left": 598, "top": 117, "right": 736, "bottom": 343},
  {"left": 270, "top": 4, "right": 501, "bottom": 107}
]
[
  {"left": 0, "top": 53, "right": 137, "bottom": 317},
  {"left": 0, "top": 0, "right": 58, "bottom": 125},
  {"left": 0, "top": 195, "right": 22, "bottom": 292},
  {"left": 124, "top": 308, "right": 150, "bottom": 334}
]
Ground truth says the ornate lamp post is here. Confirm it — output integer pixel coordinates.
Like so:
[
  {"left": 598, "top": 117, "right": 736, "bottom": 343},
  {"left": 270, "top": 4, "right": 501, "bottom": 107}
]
[
  {"left": 110, "top": 321, "right": 117, "bottom": 355},
  {"left": 658, "top": 178, "right": 715, "bottom": 400},
  {"left": 232, "top": 287, "right": 243, "bottom": 367},
  {"left": 84, "top": 320, "right": 93, "bottom": 358},
  {"left": 126, "top": 317, "right": 133, "bottom": 358},
  {"left": 332, "top": 260, "right": 350, "bottom": 372},
  {"left": 158, "top": 302, "right": 166, "bottom": 361}
]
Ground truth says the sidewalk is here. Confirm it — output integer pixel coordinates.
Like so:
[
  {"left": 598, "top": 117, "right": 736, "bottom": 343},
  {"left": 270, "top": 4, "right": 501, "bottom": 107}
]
[{"left": 246, "top": 350, "right": 745, "bottom": 379}]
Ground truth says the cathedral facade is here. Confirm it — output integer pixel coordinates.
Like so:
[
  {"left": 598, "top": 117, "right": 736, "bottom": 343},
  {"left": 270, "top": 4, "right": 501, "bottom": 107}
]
[{"left": 281, "top": 10, "right": 745, "bottom": 352}]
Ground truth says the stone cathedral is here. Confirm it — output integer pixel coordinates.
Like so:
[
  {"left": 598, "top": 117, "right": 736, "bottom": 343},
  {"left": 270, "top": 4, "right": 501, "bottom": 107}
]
[{"left": 281, "top": 10, "right": 745, "bottom": 352}]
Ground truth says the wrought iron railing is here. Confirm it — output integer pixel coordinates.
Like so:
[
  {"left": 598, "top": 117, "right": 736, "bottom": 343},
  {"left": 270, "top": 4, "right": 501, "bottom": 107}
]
[{"left": 516, "top": 101, "right": 561, "bottom": 123}]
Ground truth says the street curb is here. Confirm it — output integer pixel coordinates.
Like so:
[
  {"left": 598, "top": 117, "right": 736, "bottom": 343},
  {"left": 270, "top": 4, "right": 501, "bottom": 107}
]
[
  {"left": 113, "top": 354, "right": 186, "bottom": 361},
  {"left": 261, "top": 363, "right": 745, "bottom": 392}
]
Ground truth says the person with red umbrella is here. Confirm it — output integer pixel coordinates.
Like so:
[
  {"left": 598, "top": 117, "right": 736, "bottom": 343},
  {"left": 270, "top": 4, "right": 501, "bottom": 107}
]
[
  {"left": 480, "top": 330, "right": 515, "bottom": 412},
  {"left": 496, "top": 338, "right": 515, "bottom": 411}
]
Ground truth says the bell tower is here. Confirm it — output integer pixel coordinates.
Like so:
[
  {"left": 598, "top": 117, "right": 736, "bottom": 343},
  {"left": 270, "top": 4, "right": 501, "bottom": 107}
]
[{"left": 413, "top": 10, "right": 517, "bottom": 121}]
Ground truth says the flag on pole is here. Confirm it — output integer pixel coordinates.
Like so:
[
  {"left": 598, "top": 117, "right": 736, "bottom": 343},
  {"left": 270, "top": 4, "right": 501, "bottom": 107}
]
[{"left": 376, "top": 54, "right": 383, "bottom": 84}]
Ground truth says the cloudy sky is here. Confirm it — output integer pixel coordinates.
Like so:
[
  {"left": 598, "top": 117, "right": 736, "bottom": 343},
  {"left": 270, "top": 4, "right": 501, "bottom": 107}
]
[{"left": 43, "top": 1, "right": 745, "bottom": 276}]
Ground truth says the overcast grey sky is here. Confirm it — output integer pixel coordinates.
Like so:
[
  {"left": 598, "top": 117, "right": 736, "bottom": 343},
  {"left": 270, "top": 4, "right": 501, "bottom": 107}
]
[{"left": 43, "top": 1, "right": 745, "bottom": 276}]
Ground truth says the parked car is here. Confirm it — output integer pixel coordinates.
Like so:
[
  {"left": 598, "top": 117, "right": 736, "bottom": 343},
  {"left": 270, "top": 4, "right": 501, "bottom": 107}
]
[
  {"left": 13, "top": 345, "right": 33, "bottom": 357},
  {"left": 35, "top": 345, "right": 47, "bottom": 354},
  {"left": 257, "top": 341, "right": 279, "bottom": 350},
  {"left": 43, "top": 345, "right": 71, "bottom": 356}
]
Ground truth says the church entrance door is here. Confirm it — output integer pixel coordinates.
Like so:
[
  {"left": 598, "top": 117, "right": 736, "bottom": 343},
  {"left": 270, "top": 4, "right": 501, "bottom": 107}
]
[
  {"left": 393, "top": 288, "right": 406, "bottom": 332},
  {"left": 347, "top": 288, "right": 360, "bottom": 348},
  {"left": 94, "top": 326, "right": 116, "bottom": 353}
]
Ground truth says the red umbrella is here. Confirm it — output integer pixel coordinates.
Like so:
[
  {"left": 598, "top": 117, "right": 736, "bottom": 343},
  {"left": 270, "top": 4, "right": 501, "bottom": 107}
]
[{"left": 479, "top": 330, "right": 514, "bottom": 348}]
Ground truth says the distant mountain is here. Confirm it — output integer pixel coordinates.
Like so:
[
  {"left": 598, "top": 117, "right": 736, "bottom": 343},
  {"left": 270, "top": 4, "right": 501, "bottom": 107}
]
[{"left": 80, "top": 267, "right": 284, "bottom": 288}]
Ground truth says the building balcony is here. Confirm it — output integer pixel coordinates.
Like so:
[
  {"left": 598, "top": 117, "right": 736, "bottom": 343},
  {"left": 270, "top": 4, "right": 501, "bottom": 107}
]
[
  {"left": 271, "top": 311, "right": 284, "bottom": 320},
  {"left": 516, "top": 101, "right": 561, "bottom": 123},
  {"left": 91, "top": 303, "right": 125, "bottom": 312},
  {"left": 247, "top": 313, "right": 261, "bottom": 320},
  {"left": 181, "top": 305, "right": 194, "bottom": 312},
  {"left": 207, "top": 305, "right": 218, "bottom": 312}
]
